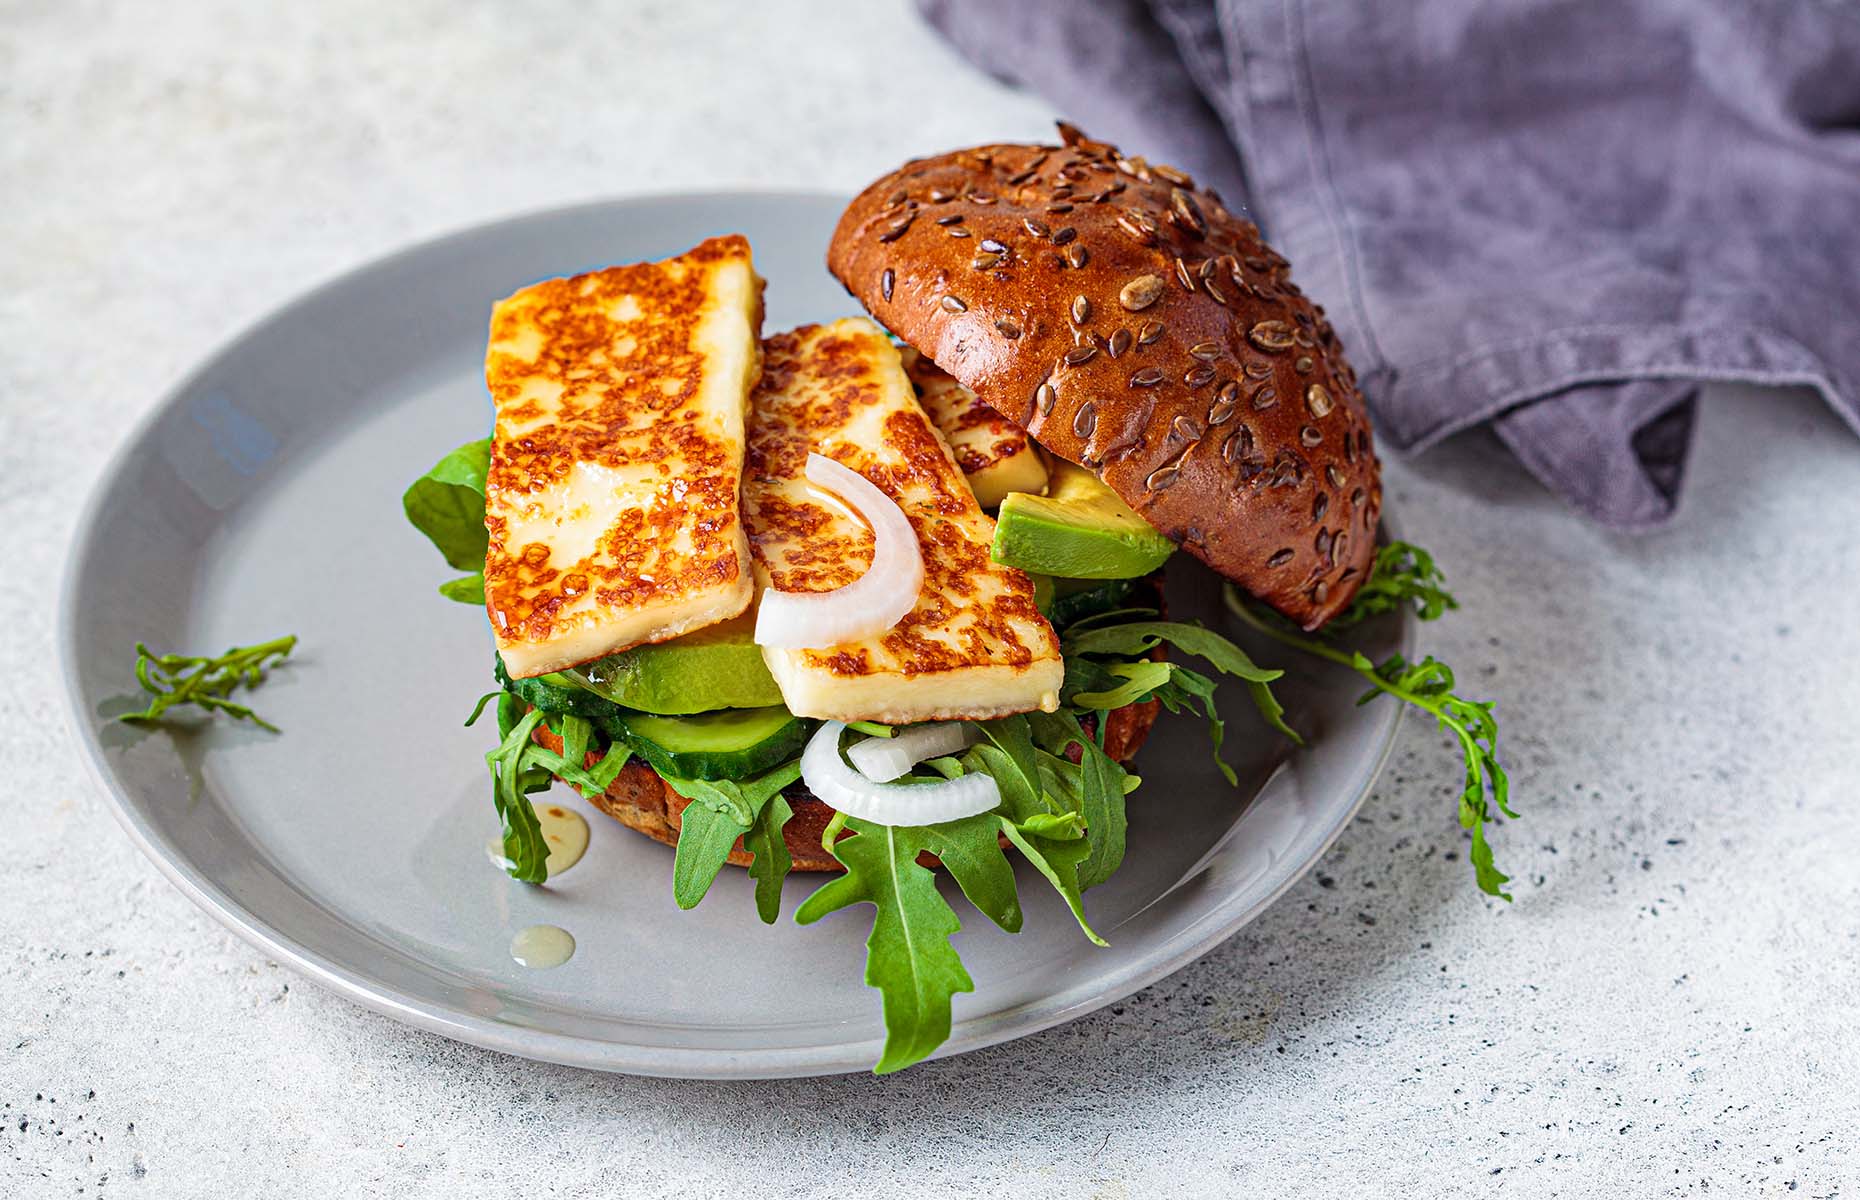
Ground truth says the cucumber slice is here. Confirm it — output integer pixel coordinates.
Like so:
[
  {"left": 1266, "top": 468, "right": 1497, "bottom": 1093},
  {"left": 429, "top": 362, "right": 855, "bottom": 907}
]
[
  {"left": 617, "top": 707, "right": 811, "bottom": 781},
  {"left": 494, "top": 655, "right": 625, "bottom": 721}
]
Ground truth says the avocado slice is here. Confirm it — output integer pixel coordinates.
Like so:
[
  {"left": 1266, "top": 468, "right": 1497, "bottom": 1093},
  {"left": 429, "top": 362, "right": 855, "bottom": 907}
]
[
  {"left": 991, "top": 459, "right": 1175, "bottom": 579},
  {"left": 563, "top": 612, "right": 782, "bottom": 714}
]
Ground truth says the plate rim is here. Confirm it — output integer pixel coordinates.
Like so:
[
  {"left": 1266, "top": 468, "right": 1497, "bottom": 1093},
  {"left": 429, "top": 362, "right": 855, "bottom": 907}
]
[{"left": 56, "top": 191, "right": 1412, "bottom": 1079}]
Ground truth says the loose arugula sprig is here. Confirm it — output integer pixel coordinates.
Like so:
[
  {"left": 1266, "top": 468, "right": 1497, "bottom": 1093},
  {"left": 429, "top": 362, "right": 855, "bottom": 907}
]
[
  {"left": 1223, "top": 540, "right": 1517, "bottom": 899},
  {"left": 119, "top": 636, "right": 298, "bottom": 732},
  {"left": 1323, "top": 541, "right": 1458, "bottom": 629}
]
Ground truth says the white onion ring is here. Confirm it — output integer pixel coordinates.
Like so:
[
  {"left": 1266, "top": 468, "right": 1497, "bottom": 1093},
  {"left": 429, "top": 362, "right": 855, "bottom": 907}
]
[
  {"left": 847, "top": 722, "right": 978, "bottom": 783},
  {"left": 753, "top": 454, "right": 924, "bottom": 650},
  {"left": 802, "top": 721, "right": 1000, "bottom": 827}
]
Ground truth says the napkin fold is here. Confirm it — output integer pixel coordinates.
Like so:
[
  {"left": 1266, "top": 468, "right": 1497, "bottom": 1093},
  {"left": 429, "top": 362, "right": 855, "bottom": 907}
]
[{"left": 919, "top": 0, "right": 1860, "bottom": 527}]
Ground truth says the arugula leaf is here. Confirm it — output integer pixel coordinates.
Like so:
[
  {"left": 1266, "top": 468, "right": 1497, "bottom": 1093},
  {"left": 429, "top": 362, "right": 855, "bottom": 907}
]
[
  {"left": 119, "top": 635, "right": 298, "bottom": 732},
  {"left": 495, "top": 690, "right": 525, "bottom": 739},
  {"left": 1241, "top": 675, "right": 1296, "bottom": 750},
  {"left": 795, "top": 818, "right": 975, "bottom": 1075},
  {"left": 584, "top": 742, "right": 635, "bottom": 792},
  {"left": 525, "top": 708, "right": 637, "bottom": 799},
  {"left": 921, "top": 755, "right": 966, "bottom": 780},
  {"left": 403, "top": 438, "right": 490, "bottom": 604},
  {"left": 663, "top": 762, "right": 803, "bottom": 913},
  {"left": 555, "top": 712, "right": 591, "bottom": 769},
  {"left": 1072, "top": 731, "right": 1130, "bottom": 889},
  {"left": 475, "top": 694, "right": 640, "bottom": 885},
  {"left": 1059, "top": 605, "right": 1161, "bottom": 633},
  {"left": 1325, "top": 540, "right": 1458, "bottom": 629},
  {"left": 1224, "top": 585, "right": 1518, "bottom": 900},
  {"left": 998, "top": 817, "right": 1105, "bottom": 946},
  {"left": 1068, "top": 659, "right": 1173, "bottom": 710},
  {"left": 462, "top": 691, "right": 500, "bottom": 728},
  {"left": 964, "top": 716, "right": 1046, "bottom": 820},
  {"left": 1063, "top": 619, "right": 1301, "bottom": 745},
  {"left": 1141, "top": 663, "right": 1238, "bottom": 787},
  {"left": 1058, "top": 654, "right": 1127, "bottom": 706},
  {"left": 1361, "top": 654, "right": 1514, "bottom": 898},
  {"left": 1017, "top": 811, "right": 1085, "bottom": 840},
  {"left": 439, "top": 576, "right": 485, "bottom": 605},
  {"left": 1044, "top": 576, "right": 1138, "bottom": 631},
  {"left": 1065, "top": 619, "right": 1280, "bottom": 682},
  {"left": 907, "top": 814, "right": 1024, "bottom": 933},
  {"left": 1026, "top": 710, "right": 1130, "bottom": 889},
  {"left": 484, "top": 705, "right": 551, "bottom": 883},
  {"left": 673, "top": 802, "right": 753, "bottom": 910},
  {"left": 522, "top": 734, "right": 629, "bottom": 800},
  {"left": 744, "top": 792, "right": 795, "bottom": 924}
]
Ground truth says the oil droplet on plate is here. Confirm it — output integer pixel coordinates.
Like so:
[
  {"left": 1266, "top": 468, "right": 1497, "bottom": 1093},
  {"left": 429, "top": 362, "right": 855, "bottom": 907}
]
[
  {"left": 484, "top": 803, "right": 590, "bottom": 877},
  {"left": 538, "top": 804, "right": 589, "bottom": 874},
  {"left": 510, "top": 924, "right": 575, "bottom": 969}
]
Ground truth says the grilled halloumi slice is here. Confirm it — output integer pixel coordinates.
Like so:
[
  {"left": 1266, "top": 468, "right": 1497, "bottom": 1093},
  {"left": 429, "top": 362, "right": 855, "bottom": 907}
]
[
  {"left": 483, "top": 235, "right": 763, "bottom": 678},
  {"left": 744, "top": 318, "right": 1063, "bottom": 723},
  {"left": 901, "top": 348, "right": 1049, "bottom": 508}
]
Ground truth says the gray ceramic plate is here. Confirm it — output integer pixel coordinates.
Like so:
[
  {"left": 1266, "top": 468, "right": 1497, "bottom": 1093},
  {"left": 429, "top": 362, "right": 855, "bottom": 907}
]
[{"left": 59, "top": 192, "right": 1409, "bottom": 1079}]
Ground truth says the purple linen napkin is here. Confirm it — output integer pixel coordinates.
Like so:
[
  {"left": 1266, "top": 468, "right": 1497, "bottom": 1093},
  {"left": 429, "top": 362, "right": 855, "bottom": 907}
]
[{"left": 918, "top": 0, "right": 1860, "bottom": 528}]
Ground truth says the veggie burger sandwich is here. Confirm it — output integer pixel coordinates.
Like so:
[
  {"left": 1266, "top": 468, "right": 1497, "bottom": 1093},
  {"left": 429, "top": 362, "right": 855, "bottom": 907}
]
[{"left": 404, "top": 126, "right": 1509, "bottom": 1073}]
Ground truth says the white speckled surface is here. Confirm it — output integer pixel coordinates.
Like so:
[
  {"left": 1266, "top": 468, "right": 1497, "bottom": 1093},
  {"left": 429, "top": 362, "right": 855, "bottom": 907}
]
[{"left": 5, "top": 2, "right": 1860, "bottom": 1195}]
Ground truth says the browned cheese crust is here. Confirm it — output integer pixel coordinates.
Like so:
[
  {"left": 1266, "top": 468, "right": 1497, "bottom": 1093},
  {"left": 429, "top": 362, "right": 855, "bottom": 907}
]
[
  {"left": 483, "top": 234, "right": 763, "bottom": 673},
  {"left": 827, "top": 125, "right": 1382, "bottom": 629},
  {"left": 899, "top": 346, "right": 1036, "bottom": 478},
  {"left": 742, "top": 320, "right": 1063, "bottom": 720},
  {"left": 532, "top": 698, "right": 1158, "bottom": 873}
]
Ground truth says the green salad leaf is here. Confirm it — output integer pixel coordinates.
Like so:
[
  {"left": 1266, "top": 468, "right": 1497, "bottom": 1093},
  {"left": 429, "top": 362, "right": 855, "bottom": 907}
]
[
  {"left": 404, "top": 438, "right": 491, "bottom": 604},
  {"left": 465, "top": 702, "right": 636, "bottom": 884},
  {"left": 964, "top": 716, "right": 1044, "bottom": 817},
  {"left": 1224, "top": 567, "right": 1518, "bottom": 900},
  {"left": 1067, "top": 658, "right": 1173, "bottom": 709},
  {"left": 665, "top": 762, "right": 804, "bottom": 915},
  {"left": 744, "top": 792, "right": 796, "bottom": 923},
  {"left": 534, "top": 713, "right": 635, "bottom": 798},
  {"left": 1324, "top": 540, "right": 1458, "bottom": 629},
  {"left": 795, "top": 818, "right": 978, "bottom": 1075},
  {"left": 998, "top": 816, "right": 1103, "bottom": 947},
  {"left": 1020, "top": 709, "right": 1130, "bottom": 890},
  {"left": 908, "top": 814, "right": 1026, "bottom": 934},
  {"left": 119, "top": 635, "right": 298, "bottom": 732},
  {"left": 438, "top": 575, "right": 486, "bottom": 605},
  {"left": 672, "top": 801, "right": 753, "bottom": 909},
  {"left": 482, "top": 698, "right": 552, "bottom": 883},
  {"left": 1063, "top": 619, "right": 1301, "bottom": 746}
]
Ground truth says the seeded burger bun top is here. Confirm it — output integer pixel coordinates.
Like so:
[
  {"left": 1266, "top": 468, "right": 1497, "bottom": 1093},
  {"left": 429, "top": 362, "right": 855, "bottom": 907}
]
[{"left": 827, "top": 124, "right": 1382, "bottom": 629}]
